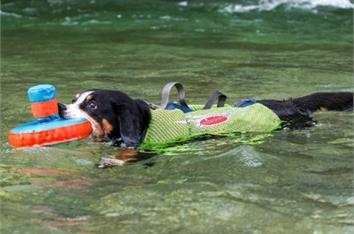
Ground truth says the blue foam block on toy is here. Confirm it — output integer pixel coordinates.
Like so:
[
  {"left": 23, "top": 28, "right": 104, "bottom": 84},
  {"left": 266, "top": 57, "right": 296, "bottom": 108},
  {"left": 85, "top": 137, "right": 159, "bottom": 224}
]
[{"left": 28, "top": 84, "right": 56, "bottom": 103}]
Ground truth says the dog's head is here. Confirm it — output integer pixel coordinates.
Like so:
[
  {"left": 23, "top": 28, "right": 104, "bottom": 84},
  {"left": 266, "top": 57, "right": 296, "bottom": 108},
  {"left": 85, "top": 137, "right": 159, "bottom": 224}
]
[{"left": 59, "top": 89, "right": 150, "bottom": 148}]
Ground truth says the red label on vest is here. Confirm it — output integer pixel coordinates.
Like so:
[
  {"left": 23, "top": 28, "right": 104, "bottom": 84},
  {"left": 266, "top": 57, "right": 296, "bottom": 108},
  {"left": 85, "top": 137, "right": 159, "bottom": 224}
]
[{"left": 199, "top": 116, "right": 228, "bottom": 126}]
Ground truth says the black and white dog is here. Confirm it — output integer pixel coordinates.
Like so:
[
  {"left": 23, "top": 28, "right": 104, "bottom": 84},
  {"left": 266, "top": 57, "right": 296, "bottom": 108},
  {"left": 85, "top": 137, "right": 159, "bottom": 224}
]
[{"left": 58, "top": 88, "right": 353, "bottom": 166}]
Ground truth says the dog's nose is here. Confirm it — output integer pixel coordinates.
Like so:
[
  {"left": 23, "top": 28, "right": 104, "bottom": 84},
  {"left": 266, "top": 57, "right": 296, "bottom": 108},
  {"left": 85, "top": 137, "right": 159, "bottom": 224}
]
[{"left": 58, "top": 103, "right": 67, "bottom": 118}]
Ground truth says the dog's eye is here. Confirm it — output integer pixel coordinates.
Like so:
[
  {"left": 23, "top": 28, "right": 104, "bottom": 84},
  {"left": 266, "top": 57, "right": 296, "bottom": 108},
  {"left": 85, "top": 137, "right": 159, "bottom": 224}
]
[{"left": 88, "top": 102, "right": 97, "bottom": 110}]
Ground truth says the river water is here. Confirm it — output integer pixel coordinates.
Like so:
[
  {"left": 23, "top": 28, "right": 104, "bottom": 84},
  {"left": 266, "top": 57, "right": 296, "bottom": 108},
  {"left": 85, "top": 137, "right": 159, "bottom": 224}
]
[{"left": 1, "top": 0, "right": 353, "bottom": 233}]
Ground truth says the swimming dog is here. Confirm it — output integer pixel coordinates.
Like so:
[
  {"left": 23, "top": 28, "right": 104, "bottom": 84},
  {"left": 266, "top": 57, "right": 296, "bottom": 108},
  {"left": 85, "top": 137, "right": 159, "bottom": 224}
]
[{"left": 58, "top": 84, "right": 353, "bottom": 166}]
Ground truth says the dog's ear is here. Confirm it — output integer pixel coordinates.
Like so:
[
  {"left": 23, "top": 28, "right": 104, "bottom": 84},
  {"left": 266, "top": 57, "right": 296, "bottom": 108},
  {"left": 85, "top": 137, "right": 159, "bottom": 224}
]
[
  {"left": 117, "top": 107, "right": 142, "bottom": 148},
  {"left": 110, "top": 98, "right": 144, "bottom": 148}
]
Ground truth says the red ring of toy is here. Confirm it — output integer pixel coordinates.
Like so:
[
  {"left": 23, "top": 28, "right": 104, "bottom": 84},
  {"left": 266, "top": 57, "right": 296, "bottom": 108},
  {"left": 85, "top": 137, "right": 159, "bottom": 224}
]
[{"left": 9, "top": 121, "right": 92, "bottom": 148}]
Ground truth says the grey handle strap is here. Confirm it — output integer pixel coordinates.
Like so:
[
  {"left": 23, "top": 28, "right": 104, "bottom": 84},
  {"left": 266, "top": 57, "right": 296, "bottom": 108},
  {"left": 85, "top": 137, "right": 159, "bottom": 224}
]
[
  {"left": 160, "top": 82, "right": 189, "bottom": 109},
  {"left": 203, "top": 91, "right": 227, "bottom": 109}
]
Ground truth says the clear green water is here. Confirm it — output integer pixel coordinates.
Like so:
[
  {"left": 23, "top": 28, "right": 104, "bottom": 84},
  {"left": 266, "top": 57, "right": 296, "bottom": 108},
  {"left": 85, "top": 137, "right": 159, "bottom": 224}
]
[{"left": 1, "top": 1, "right": 353, "bottom": 233}]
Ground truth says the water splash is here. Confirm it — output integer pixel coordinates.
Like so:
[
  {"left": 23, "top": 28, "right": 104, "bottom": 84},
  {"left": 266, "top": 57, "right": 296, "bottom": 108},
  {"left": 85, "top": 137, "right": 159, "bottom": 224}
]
[
  {"left": 221, "top": 0, "right": 354, "bottom": 13},
  {"left": 0, "top": 10, "right": 22, "bottom": 18}
]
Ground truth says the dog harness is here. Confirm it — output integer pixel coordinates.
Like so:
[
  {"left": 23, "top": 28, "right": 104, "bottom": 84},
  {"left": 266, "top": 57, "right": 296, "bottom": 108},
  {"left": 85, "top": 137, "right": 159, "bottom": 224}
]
[{"left": 142, "top": 82, "right": 281, "bottom": 146}]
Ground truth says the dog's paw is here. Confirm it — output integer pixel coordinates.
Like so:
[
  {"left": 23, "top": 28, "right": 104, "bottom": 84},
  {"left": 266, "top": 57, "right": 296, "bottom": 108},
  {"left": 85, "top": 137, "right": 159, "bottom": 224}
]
[{"left": 96, "top": 156, "right": 125, "bottom": 169}]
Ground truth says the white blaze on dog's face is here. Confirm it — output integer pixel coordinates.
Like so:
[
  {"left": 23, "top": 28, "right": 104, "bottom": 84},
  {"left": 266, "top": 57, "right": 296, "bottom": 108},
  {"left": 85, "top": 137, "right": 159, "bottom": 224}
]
[{"left": 64, "top": 91, "right": 94, "bottom": 119}]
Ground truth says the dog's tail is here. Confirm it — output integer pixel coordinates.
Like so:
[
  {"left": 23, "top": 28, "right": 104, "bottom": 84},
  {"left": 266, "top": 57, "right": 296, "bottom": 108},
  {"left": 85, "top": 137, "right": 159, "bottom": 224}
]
[{"left": 292, "top": 92, "right": 353, "bottom": 114}]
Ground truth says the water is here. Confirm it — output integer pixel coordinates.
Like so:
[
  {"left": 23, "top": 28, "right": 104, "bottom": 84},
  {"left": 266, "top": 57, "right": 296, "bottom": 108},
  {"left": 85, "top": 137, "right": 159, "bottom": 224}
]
[{"left": 1, "top": 0, "right": 353, "bottom": 233}]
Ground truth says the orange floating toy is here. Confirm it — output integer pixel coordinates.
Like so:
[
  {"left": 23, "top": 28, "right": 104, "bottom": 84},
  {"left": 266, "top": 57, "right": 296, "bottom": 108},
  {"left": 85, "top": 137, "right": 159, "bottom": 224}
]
[{"left": 9, "top": 84, "right": 92, "bottom": 148}]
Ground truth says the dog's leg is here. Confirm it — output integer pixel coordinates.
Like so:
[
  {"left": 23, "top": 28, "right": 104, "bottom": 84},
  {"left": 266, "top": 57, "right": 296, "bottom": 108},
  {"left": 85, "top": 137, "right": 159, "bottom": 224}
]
[
  {"left": 96, "top": 149, "right": 138, "bottom": 168},
  {"left": 257, "top": 99, "right": 315, "bottom": 128}
]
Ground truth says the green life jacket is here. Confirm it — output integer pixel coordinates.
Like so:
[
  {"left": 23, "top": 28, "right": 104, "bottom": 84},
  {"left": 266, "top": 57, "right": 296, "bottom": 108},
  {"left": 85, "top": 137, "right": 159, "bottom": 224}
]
[{"left": 142, "top": 103, "right": 281, "bottom": 146}]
